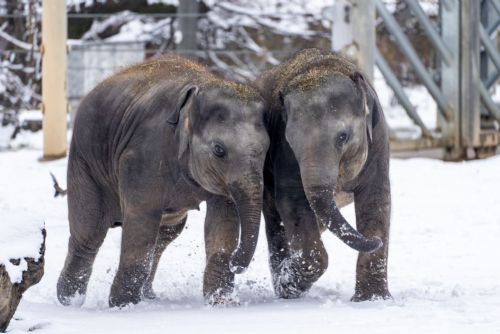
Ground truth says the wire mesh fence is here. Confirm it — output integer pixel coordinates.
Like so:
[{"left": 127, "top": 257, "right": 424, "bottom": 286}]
[{"left": 1, "top": 0, "right": 498, "bottom": 157}]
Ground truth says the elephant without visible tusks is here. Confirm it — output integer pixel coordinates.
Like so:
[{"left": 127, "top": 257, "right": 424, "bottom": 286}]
[
  {"left": 258, "top": 48, "right": 392, "bottom": 301},
  {"left": 56, "top": 55, "right": 269, "bottom": 307}
]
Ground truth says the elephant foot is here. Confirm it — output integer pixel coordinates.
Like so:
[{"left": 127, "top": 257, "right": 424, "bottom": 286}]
[
  {"left": 109, "top": 265, "right": 150, "bottom": 307},
  {"left": 109, "top": 279, "right": 143, "bottom": 307},
  {"left": 108, "top": 290, "right": 142, "bottom": 308},
  {"left": 142, "top": 284, "right": 157, "bottom": 300},
  {"left": 205, "top": 287, "right": 239, "bottom": 307},
  {"left": 272, "top": 256, "right": 324, "bottom": 299},
  {"left": 206, "top": 294, "right": 240, "bottom": 307},
  {"left": 351, "top": 275, "right": 392, "bottom": 302},
  {"left": 56, "top": 273, "right": 89, "bottom": 307},
  {"left": 351, "top": 288, "right": 392, "bottom": 302},
  {"left": 274, "top": 279, "right": 311, "bottom": 299},
  {"left": 203, "top": 253, "right": 236, "bottom": 306},
  {"left": 143, "top": 289, "right": 157, "bottom": 300},
  {"left": 272, "top": 269, "right": 313, "bottom": 299}
]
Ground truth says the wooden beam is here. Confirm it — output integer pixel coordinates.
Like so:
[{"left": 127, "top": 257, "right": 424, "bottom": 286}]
[{"left": 42, "top": 0, "right": 67, "bottom": 160}]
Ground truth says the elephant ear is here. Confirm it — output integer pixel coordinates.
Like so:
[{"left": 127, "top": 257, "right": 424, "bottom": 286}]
[
  {"left": 350, "top": 71, "right": 379, "bottom": 143},
  {"left": 167, "top": 85, "right": 199, "bottom": 159}
]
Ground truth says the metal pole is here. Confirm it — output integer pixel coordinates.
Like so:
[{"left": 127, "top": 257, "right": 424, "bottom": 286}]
[
  {"left": 375, "top": 47, "right": 432, "bottom": 137},
  {"left": 352, "top": 0, "right": 375, "bottom": 82},
  {"left": 376, "top": 0, "right": 451, "bottom": 120},
  {"left": 331, "top": 0, "right": 375, "bottom": 82},
  {"left": 479, "top": 24, "right": 500, "bottom": 74},
  {"left": 42, "top": 0, "right": 67, "bottom": 160},
  {"left": 460, "top": 0, "right": 481, "bottom": 149},
  {"left": 479, "top": 81, "right": 500, "bottom": 121},
  {"left": 405, "top": 0, "right": 453, "bottom": 65},
  {"left": 440, "top": 0, "right": 462, "bottom": 159},
  {"left": 331, "top": 0, "right": 354, "bottom": 54},
  {"left": 178, "top": 0, "right": 198, "bottom": 55},
  {"left": 492, "top": 0, "right": 500, "bottom": 15}
]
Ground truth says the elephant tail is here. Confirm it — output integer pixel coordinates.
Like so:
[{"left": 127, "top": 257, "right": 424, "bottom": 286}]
[{"left": 50, "top": 172, "right": 67, "bottom": 197}]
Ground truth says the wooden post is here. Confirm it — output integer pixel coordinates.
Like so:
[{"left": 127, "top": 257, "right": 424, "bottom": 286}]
[{"left": 42, "top": 0, "right": 67, "bottom": 160}]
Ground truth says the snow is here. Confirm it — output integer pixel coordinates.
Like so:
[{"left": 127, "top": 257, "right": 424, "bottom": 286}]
[
  {"left": 66, "top": 0, "right": 106, "bottom": 10},
  {"left": 147, "top": 0, "right": 178, "bottom": 5},
  {"left": 374, "top": 69, "right": 438, "bottom": 134},
  {"left": 0, "top": 133, "right": 46, "bottom": 284},
  {"left": 94, "top": 0, "right": 328, "bottom": 46},
  {"left": 0, "top": 128, "right": 45, "bottom": 285},
  {"left": 17, "top": 110, "right": 43, "bottom": 123},
  {"left": 0, "top": 124, "right": 14, "bottom": 148},
  {"left": 81, "top": 11, "right": 139, "bottom": 41},
  {"left": 209, "top": 1, "right": 327, "bottom": 38},
  {"left": 382, "top": 0, "right": 438, "bottom": 15},
  {"left": 0, "top": 212, "right": 44, "bottom": 283},
  {"left": 0, "top": 26, "right": 33, "bottom": 51},
  {"left": 1, "top": 130, "right": 500, "bottom": 333}
]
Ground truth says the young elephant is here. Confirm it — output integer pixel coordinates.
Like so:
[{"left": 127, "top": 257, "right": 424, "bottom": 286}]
[
  {"left": 56, "top": 55, "right": 269, "bottom": 307},
  {"left": 257, "top": 48, "right": 391, "bottom": 301}
]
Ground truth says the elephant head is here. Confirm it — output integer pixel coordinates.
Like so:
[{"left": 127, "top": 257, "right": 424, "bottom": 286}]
[
  {"left": 168, "top": 84, "right": 270, "bottom": 273},
  {"left": 280, "top": 71, "right": 382, "bottom": 253}
]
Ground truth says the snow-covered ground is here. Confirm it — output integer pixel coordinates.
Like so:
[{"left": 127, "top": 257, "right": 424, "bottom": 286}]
[{"left": 1, "top": 130, "right": 500, "bottom": 334}]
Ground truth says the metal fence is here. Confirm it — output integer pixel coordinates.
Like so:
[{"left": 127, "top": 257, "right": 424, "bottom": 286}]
[
  {"left": 66, "top": 41, "right": 145, "bottom": 117},
  {"left": 366, "top": 0, "right": 499, "bottom": 159},
  {"left": 1, "top": 0, "right": 499, "bottom": 159}
]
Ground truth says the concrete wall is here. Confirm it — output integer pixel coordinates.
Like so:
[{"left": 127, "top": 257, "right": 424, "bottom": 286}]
[{"left": 67, "top": 41, "right": 145, "bottom": 123}]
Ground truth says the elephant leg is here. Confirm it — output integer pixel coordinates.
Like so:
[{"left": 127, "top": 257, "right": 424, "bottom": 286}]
[
  {"left": 351, "top": 165, "right": 392, "bottom": 302},
  {"left": 263, "top": 188, "right": 290, "bottom": 295},
  {"left": 203, "top": 196, "right": 239, "bottom": 305},
  {"left": 273, "top": 191, "right": 328, "bottom": 299},
  {"left": 108, "top": 151, "right": 167, "bottom": 307},
  {"left": 109, "top": 206, "right": 161, "bottom": 307},
  {"left": 142, "top": 217, "right": 187, "bottom": 299},
  {"left": 57, "top": 170, "right": 109, "bottom": 306}
]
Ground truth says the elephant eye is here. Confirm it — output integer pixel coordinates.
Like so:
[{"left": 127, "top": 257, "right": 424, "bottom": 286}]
[
  {"left": 336, "top": 132, "right": 349, "bottom": 147},
  {"left": 212, "top": 142, "right": 226, "bottom": 158}
]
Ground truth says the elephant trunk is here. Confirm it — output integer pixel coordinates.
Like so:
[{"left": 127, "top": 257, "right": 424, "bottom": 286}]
[
  {"left": 300, "top": 163, "right": 382, "bottom": 253},
  {"left": 228, "top": 179, "right": 263, "bottom": 274}
]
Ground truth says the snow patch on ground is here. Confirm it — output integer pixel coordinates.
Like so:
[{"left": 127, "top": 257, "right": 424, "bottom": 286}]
[
  {"left": 0, "top": 136, "right": 45, "bottom": 283},
  {"left": 1, "top": 131, "right": 500, "bottom": 333}
]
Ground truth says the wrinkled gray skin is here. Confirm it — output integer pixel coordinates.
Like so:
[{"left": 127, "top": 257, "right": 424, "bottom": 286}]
[
  {"left": 261, "top": 49, "right": 391, "bottom": 301},
  {"left": 205, "top": 49, "right": 391, "bottom": 302},
  {"left": 56, "top": 55, "right": 269, "bottom": 307}
]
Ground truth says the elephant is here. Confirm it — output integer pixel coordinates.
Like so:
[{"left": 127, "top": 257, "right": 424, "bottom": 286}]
[
  {"left": 202, "top": 48, "right": 391, "bottom": 302},
  {"left": 56, "top": 55, "right": 269, "bottom": 308},
  {"left": 257, "top": 48, "right": 391, "bottom": 301}
]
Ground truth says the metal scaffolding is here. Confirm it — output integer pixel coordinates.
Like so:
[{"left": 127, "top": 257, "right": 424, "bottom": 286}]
[{"left": 333, "top": 0, "right": 500, "bottom": 160}]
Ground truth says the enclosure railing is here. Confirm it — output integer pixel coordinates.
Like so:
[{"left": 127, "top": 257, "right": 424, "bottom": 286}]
[
  {"left": 346, "top": 0, "right": 500, "bottom": 159},
  {"left": 1, "top": 0, "right": 499, "bottom": 159}
]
